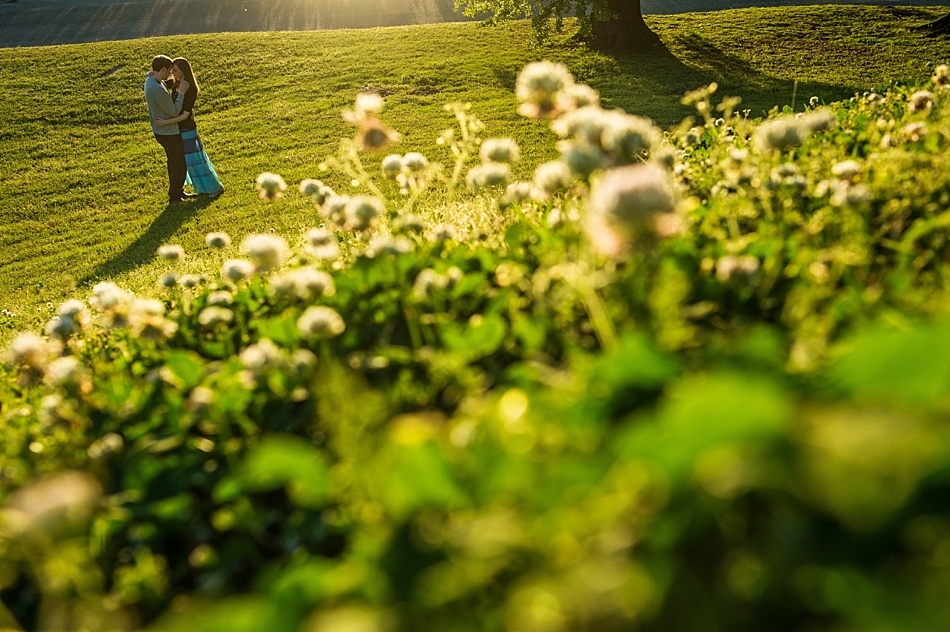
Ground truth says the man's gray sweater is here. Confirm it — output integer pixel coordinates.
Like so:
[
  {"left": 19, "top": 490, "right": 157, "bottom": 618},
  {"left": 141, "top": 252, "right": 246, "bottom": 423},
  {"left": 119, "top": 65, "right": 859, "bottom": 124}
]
[{"left": 144, "top": 75, "right": 185, "bottom": 136}]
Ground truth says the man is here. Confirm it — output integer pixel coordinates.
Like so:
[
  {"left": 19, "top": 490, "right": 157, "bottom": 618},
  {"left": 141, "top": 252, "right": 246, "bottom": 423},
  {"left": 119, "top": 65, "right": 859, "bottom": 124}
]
[{"left": 144, "top": 55, "right": 192, "bottom": 204}]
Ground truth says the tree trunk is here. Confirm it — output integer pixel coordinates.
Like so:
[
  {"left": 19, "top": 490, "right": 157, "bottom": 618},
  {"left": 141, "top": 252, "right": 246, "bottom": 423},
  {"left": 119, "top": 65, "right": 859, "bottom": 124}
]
[{"left": 589, "top": 0, "right": 659, "bottom": 50}]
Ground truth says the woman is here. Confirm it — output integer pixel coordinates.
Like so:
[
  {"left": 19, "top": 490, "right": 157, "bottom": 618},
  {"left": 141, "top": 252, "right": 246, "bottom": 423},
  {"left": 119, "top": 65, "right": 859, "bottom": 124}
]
[{"left": 154, "top": 57, "right": 224, "bottom": 198}]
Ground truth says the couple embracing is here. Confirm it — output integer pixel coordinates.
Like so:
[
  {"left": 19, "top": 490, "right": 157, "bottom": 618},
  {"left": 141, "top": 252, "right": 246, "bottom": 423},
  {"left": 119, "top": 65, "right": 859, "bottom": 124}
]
[{"left": 144, "top": 55, "right": 224, "bottom": 204}]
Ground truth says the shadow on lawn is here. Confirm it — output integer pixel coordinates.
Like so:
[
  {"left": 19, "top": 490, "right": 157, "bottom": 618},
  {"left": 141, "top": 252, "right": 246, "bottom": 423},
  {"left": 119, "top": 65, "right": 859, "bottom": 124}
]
[
  {"left": 81, "top": 198, "right": 213, "bottom": 286},
  {"left": 569, "top": 36, "right": 858, "bottom": 126}
]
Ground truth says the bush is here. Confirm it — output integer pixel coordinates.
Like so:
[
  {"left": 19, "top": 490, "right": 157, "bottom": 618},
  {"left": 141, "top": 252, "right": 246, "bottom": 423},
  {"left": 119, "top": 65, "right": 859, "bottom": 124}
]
[{"left": 4, "top": 63, "right": 950, "bottom": 631}]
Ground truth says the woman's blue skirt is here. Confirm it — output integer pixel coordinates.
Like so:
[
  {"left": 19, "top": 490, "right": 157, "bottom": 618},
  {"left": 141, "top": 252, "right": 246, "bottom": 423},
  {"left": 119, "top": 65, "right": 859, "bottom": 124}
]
[{"left": 182, "top": 128, "right": 224, "bottom": 196}]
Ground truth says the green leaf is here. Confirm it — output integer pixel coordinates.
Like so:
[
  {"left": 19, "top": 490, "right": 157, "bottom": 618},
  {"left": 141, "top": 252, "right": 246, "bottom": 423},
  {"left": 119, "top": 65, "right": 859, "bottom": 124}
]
[
  {"left": 592, "top": 333, "right": 681, "bottom": 390},
  {"left": 164, "top": 350, "right": 205, "bottom": 390},
  {"left": 832, "top": 322, "right": 950, "bottom": 405},
  {"left": 149, "top": 597, "right": 288, "bottom": 632},
  {"left": 375, "top": 442, "right": 465, "bottom": 519},
  {"left": 617, "top": 372, "right": 791, "bottom": 483},
  {"left": 441, "top": 314, "right": 507, "bottom": 359},
  {"left": 254, "top": 313, "right": 301, "bottom": 347},
  {"left": 512, "top": 315, "right": 547, "bottom": 351},
  {"left": 240, "top": 435, "right": 329, "bottom": 508}
]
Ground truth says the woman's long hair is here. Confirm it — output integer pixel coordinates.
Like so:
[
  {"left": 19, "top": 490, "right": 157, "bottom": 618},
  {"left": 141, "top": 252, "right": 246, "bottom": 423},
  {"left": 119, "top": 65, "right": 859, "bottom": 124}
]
[{"left": 172, "top": 57, "right": 200, "bottom": 95}]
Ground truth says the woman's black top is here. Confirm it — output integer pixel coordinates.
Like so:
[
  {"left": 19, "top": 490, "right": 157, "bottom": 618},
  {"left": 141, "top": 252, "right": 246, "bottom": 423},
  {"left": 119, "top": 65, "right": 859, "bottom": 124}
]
[{"left": 176, "top": 85, "right": 197, "bottom": 132}]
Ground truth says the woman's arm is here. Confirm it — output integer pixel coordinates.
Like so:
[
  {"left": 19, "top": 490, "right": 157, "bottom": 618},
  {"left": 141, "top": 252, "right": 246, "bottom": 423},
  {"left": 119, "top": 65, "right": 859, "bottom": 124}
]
[{"left": 154, "top": 111, "right": 192, "bottom": 127}]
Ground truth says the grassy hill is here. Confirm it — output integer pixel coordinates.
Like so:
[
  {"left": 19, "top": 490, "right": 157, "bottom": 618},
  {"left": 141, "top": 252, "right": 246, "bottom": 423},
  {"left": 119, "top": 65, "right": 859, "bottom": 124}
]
[{"left": 1, "top": 5, "right": 949, "bottom": 343}]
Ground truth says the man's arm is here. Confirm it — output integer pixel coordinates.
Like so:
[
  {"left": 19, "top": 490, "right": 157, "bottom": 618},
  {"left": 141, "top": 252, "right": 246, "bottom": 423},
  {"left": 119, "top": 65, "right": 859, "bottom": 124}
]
[{"left": 146, "top": 81, "right": 186, "bottom": 118}]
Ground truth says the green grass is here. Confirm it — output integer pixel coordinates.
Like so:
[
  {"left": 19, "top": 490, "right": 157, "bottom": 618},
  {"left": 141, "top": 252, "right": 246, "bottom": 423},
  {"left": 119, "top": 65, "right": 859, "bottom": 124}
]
[{"left": 1, "top": 5, "right": 948, "bottom": 341}]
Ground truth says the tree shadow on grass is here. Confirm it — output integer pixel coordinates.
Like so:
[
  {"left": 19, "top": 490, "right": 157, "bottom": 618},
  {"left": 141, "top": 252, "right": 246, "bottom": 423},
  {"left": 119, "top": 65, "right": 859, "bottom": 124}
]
[
  {"left": 547, "top": 35, "right": 859, "bottom": 127},
  {"left": 80, "top": 198, "right": 213, "bottom": 287}
]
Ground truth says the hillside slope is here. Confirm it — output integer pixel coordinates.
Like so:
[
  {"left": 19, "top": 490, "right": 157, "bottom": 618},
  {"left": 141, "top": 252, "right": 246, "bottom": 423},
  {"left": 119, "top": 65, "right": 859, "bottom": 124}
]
[{"left": 1, "top": 5, "right": 949, "bottom": 341}]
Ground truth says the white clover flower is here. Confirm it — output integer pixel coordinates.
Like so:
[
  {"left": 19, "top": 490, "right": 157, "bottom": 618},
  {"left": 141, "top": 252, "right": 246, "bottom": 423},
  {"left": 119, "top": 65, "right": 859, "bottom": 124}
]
[
  {"left": 505, "top": 182, "right": 535, "bottom": 203},
  {"left": 185, "top": 386, "right": 214, "bottom": 413},
  {"left": 909, "top": 90, "right": 934, "bottom": 113},
  {"left": 830, "top": 182, "right": 871, "bottom": 207},
  {"left": 6, "top": 332, "right": 50, "bottom": 369},
  {"left": 480, "top": 138, "right": 520, "bottom": 163},
  {"left": 293, "top": 268, "right": 336, "bottom": 299},
  {"left": 129, "top": 298, "right": 177, "bottom": 340},
  {"left": 805, "top": 109, "right": 837, "bottom": 132},
  {"left": 809, "top": 96, "right": 820, "bottom": 108},
  {"left": 270, "top": 274, "right": 297, "bottom": 298},
  {"left": 560, "top": 142, "right": 610, "bottom": 177},
  {"left": 600, "top": 111, "right": 663, "bottom": 163},
  {"left": 205, "top": 232, "right": 232, "bottom": 249},
  {"left": 158, "top": 273, "right": 178, "bottom": 288},
  {"left": 516, "top": 61, "right": 575, "bottom": 119},
  {"left": 413, "top": 268, "right": 448, "bottom": 299},
  {"left": 239, "top": 338, "right": 284, "bottom": 373},
  {"left": 321, "top": 195, "right": 350, "bottom": 227},
  {"left": 0, "top": 471, "right": 102, "bottom": 538},
  {"left": 534, "top": 160, "right": 574, "bottom": 196},
  {"left": 429, "top": 224, "right": 457, "bottom": 242},
  {"left": 831, "top": 160, "right": 862, "bottom": 180},
  {"left": 715, "top": 255, "right": 760, "bottom": 282},
  {"left": 222, "top": 259, "right": 256, "bottom": 282},
  {"left": 197, "top": 306, "right": 234, "bottom": 328},
  {"left": 270, "top": 267, "right": 336, "bottom": 301},
  {"left": 381, "top": 154, "right": 403, "bottom": 179},
  {"left": 157, "top": 244, "right": 185, "bottom": 262},
  {"left": 290, "top": 349, "right": 317, "bottom": 376},
  {"left": 45, "top": 315, "right": 80, "bottom": 340},
  {"left": 367, "top": 235, "right": 413, "bottom": 257},
  {"left": 355, "top": 92, "right": 385, "bottom": 116},
  {"left": 179, "top": 274, "right": 202, "bottom": 289},
  {"left": 728, "top": 149, "right": 748, "bottom": 163},
  {"left": 653, "top": 147, "right": 677, "bottom": 171},
  {"left": 445, "top": 266, "right": 463, "bottom": 286},
  {"left": 683, "top": 127, "right": 702, "bottom": 146},
  {"left": 299, "top": 179, "right": 321, "bottom": 196},
  {"left": 56, "top": 300, "right": 83, "bottom": 320},
  {"left": 91, "top": 282, "right": 129, "bottom": 311},
  {"left": 304, "top": 228, "right": 340, "bottom": 261},
  {"left": 242, "top": 234, "right": 288, "bottom": 272},
  {"left": 401, "top": 152, "right": 429, "bottom": 173},
  {"left": 344, "top": 196, "right": 384, "bottom": 231},
  {"left": 933, "top": 64, "right": 950, "bottom": 88},
  {"left": 467, "top": 162, "right": 511, "bottom": 188},
  {"left": 297, "top": 306, "right": 346, "bottom": 340},
  {"left": 902, "top": 122, "right": 928, "bottom": 142},
  {"left": 558, "top": 83, "right": 600, "bottom": 111},
  {"left": 586, "top": 163, "right": 677, "bottom": 257},
  {"left": 207, "top": 291, "right": 234, "bottom": 307},
  {"left": 355, "top": 118, "right": 401, "bottom": 151},
  {"left": 753, "top": 110, "right": 836, "bottom": 153},
  {"left": 499, "top": 181, "right": 537, "bottom": 209},
  {"left": 552, "top": 106, "right": 610, "bottom": 143},
  {"left": 45, "top": 356, "right": 86, "bottom": 387},
  {"left": 299, "top": 179, "right": 335, "bottom": 205},
  {"left": 256, "top": 172, "right": 288, "bottom": 201},
  {"left": 131, "top": 298, "right": 165, "bottom": 317}
]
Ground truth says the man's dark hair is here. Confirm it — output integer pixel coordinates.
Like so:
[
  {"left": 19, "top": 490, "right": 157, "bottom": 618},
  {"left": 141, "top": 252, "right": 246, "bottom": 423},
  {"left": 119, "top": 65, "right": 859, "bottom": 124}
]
[{"left": 151, "top": 55, "right": 174, "bottom": 72}]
